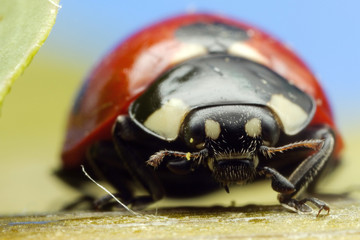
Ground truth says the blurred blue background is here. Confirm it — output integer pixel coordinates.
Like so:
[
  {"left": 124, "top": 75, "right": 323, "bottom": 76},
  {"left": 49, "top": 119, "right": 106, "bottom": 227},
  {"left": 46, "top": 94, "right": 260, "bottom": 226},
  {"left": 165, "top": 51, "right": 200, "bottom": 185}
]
[{"left": 1, "top": 0, "right": 359, "bottom": 214}]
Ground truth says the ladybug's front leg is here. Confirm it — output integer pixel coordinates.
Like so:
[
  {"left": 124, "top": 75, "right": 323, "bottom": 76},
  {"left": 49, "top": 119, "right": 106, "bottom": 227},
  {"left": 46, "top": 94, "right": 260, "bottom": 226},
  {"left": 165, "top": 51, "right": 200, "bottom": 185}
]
[
  {"left": 112, "top": 115, "right": 166, "bottom": 206},
  {"left": 261, "top": 126, "right": 335, "bottom": 215}
]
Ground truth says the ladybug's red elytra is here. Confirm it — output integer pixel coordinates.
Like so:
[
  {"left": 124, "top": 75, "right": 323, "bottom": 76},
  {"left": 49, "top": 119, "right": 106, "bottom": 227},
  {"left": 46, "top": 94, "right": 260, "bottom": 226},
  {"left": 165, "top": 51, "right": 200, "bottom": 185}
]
[{"left": 59, "top": 13, "right": 343, "bottom": 215}]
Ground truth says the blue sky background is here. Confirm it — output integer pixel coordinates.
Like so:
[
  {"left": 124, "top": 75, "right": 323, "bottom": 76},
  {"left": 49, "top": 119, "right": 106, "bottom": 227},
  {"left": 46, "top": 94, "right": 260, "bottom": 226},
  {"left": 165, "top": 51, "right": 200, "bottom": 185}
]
[{"left": 44, "top": 0, "right": 360, "bottom": 127}]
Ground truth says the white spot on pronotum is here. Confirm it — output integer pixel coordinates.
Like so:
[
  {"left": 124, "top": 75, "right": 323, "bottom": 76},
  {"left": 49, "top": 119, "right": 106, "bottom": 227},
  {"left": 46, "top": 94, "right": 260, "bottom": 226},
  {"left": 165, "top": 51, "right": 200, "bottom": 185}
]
[
  {"left": 144, "top": 98, "right": 189, "bottom": 140},
  {"left": 205, "top": 119, "right": 221, "bottom": 140},
  {"left": 172, "top": 43, "right": 207, "bottom": 65},
  {"left": 267, "top": 94, "right": 308, "bottom": 135},
  {"left": 228, "top": 42, "right": 268, "bottom": 65},
  {"left": 244, "top": 118, "right": 262, "bottom": 137},
  {"left": 80, "top": 165, "right": 138, "bottom": 215}
]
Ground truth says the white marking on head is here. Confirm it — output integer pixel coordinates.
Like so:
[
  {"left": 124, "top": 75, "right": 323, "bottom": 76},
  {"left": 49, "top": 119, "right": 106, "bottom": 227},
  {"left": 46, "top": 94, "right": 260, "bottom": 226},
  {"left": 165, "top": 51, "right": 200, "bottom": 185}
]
[
  {"left": 267, "top": 94, "right": 308, "bottom": 135},
  {"left": 228, "top": 42, "right": 268, "bottom": 65},
  {"left": 144, "top": 98, "right": 189, "bottom": 140},
  {"left": 245, "top": 118, "right": 262, "bottom": 138},
  {"left": 205, "top": 119, "right": 221, "bottom": 140},
  {"left": 172, "top": 43, "right": 207, "bottom": 65}
]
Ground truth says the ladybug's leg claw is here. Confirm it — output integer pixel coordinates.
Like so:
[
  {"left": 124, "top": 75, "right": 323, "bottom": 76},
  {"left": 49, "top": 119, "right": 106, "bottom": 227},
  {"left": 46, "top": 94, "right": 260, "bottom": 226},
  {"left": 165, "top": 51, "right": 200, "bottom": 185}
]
[
  {"left": 261, "top": 166, "right": 330, "bottom": 216},
  {"left": 281, "top": 198, "right": 312, "bottom": 213},
  {"left": 280, "top": 197, "right": 330, "bottom": 216}
]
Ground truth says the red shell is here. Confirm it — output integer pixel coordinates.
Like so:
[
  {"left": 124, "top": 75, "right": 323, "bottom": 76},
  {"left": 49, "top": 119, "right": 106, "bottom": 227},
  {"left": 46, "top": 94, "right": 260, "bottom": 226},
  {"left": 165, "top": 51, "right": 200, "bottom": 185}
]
[{"left": 61, "top": 13, "right": 343, "bottom": 169}]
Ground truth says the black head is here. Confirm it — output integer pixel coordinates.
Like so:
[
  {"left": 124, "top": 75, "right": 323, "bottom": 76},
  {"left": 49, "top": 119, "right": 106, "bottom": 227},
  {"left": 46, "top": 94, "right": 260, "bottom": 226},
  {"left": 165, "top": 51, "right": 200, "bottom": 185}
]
[{"left": 179, "top": 105, "right": 280, "bottom": 185}]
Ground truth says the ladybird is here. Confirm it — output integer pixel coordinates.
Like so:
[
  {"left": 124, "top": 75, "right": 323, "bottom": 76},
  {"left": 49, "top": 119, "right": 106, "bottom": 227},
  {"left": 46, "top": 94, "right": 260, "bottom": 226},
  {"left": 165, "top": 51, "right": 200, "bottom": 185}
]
[{"left": 59, "top": 13, "right": 343, "bottom": 215}]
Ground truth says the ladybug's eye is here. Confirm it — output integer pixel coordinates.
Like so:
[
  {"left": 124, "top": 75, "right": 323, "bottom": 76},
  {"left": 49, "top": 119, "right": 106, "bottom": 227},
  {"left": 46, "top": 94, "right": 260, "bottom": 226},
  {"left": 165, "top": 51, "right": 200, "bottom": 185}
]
[
  {"left": 258, "top": 109, "right": 281, "bottom": 146},
  {"left": 180, "top": 111, "right": 207, "bottom": 150}
]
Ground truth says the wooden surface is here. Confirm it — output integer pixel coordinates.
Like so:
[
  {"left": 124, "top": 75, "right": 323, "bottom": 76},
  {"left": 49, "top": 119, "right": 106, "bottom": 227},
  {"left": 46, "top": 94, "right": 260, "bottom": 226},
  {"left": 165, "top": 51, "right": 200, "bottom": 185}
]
[{"left": 1, "top": 197, "right": 360, "bottom": 240}]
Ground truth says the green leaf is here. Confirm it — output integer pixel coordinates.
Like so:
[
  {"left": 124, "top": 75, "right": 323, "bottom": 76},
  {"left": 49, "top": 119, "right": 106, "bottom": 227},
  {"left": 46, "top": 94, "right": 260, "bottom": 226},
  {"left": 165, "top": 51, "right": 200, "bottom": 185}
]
[{"left": 0, "top": 0, "right": 60, "bottom": 109}]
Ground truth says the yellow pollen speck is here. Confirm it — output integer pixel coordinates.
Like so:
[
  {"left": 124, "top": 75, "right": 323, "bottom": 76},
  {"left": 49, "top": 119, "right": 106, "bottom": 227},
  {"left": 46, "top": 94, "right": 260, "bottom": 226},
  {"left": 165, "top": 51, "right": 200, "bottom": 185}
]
[
  {"left": 186, "top": 152, "right": 191, "bottom": 160},
  {"left": 190, "top": 138, "right": 194, "bottom": 143}
]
